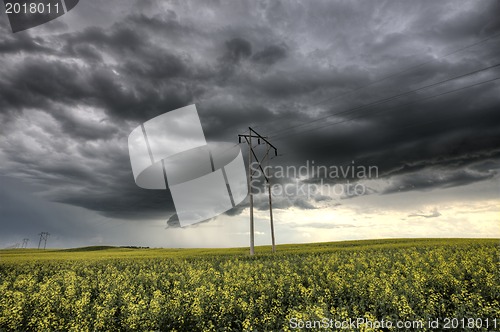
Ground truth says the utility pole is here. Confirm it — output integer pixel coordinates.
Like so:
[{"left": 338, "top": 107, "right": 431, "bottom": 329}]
[
  {"left": 266, "top": 144, "right": 276, "bottom": 253},
  {"left": 21, "top": 238, "right": 29, "bottom": 248},
  {"left": 248, "top": 128, "right": 254, "bottom": 255},
  {"left": 38, "top": 232, "right": 49, "bottom": 249},
  {"left": 238, "top": 127, "right": 278, "bottom": 255}
]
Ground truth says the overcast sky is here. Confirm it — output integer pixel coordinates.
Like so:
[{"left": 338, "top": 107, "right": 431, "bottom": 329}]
[{"left": 1, "top": 0, "right": 499, "bottom": 248}]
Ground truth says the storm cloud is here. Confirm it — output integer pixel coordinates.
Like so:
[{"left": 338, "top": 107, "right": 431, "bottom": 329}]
[{"left": 0, "top": 0, "right": 499, "bottom": 246}]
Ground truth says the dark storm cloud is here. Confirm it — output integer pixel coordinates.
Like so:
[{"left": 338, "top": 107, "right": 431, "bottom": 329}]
[
  {"left": 0, "top": 54, "right": 192, "bottom": 123},
  {"left": 252, "top": 44, "right": 287, "bottom": 65},
  {"left": 166, "top": 213, "right": 180, "bottom": 228},
  {"left": 0, "top": 176, "right": 100, "bottom": 247},
  {"left": 55, "top": 111, "right": 119, "bottom": 141},
  {"left": 0, "top": 57, "right": 87, "bottom": 111},
  {"left": 198, "top": 103, "right": 276, "bottom": 140},
  {"left": 0, "top": 33, "right": 53, "bottom": 54},
  {"left": 1, "top": 0, "right": 499, "bottom": 223},
  {"left": 381, "top": 166, "right": 497, "bottom": 195},
  {"left": 248, "top": 64, "right": 370, "bottom": 98},
  {"left": 272, "top": 76, "right": 500, "bottom": 182},
  {"left": 223, "top": 38, "right": 252, "bottom": 63}
]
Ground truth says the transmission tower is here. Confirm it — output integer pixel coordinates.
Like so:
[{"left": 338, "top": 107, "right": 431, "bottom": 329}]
[
  {"left": 238, "top": 127, "right": 278, "bottom": 255},
  {"left": 38, "top": 232, "right": 49, "bottom": 249},
  {"left": 21, "top": 238, "right": 29, "bottom": 248}
]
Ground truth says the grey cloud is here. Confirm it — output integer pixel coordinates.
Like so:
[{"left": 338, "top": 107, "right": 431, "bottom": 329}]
[
  {"left": 216, "top": 37, "right": 253, "bottom": 81},
  {"left": 382, "top": 167, "right": 497, "bottom": 195},
  {"left": 0, "top": 176, "right": 100, "bottom": 247},
  {"left": 223, "top": 38, "right": 252, "bottom": 62},
  {"left": 292, "top": 197, "right": 316, "bottom": 210},
  {"left": 408, "top": 208, "right": 441, "bottom": 218},
  {"left": 64, "top": 43, "right": 103, "bottom": 62},
  {"left": 165, "top": 214, "right": 180, "bottom": 228},
  {"left": 223, "top": 202, "right": 248, "bottom": 217},
  {"left": 249, "top": 64, "right": 370, "bottom": 98},
  {"left": 0, "top": 58, "right": 89, "bottom": 112},
  {"left": 314, "top": 194, "right": 333, "bottom": 202},
  {"left": 65, "top": 26, "right": 146, "bottom": 52},
  {"left": 123, "top": 52, "right": 188, "bottom": 79},
  {"left": 53, "top": 110, "right": 119, "bottom": 141},
  {"left": 252, "top": 44, "right": 287, "bottom": 65},
  {"left": 0, "top": 34, "right": 53, "bottom": 54}
]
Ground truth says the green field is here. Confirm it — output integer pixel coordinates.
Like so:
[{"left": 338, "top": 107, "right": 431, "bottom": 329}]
[{"left": 0, "top": 238, "right": 498, "bottom": 331}]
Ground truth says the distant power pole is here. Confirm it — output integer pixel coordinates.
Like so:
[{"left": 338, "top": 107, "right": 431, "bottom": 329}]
[
  {"left": 38, "top": 232, "right": 49, "bottom": 249},
  {"left": 22, "top": 238, "right": 29, "bottom": 248},
  {"left": 238, "top": 127, "right": 278, "bottom": 255}
]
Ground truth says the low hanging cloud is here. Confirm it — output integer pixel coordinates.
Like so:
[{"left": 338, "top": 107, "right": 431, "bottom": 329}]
[
  {"left": 381, "top": 166, "right": 497, "bottom": 195},
  {"left": 408, "top": 208, "right": 442, "bottom": 219}
]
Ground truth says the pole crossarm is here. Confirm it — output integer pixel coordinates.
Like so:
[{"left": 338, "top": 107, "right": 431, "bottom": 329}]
[
  {"left": 238, "top": 134, "right": 268, "bottom": 139},
  {"left": 243, "top": 136, "right": 271, "bottom": 182},
  {"left": 239, "top": 127, "right": 277, "bottom": 156}
]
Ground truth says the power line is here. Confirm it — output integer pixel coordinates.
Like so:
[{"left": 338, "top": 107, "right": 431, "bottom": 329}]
[
  {"left": 272, "top": 62, "right": 500, "bottom": 137},
  {"left": 252, "top": 31, "right": 500, "bottom": 133},
  {"left": 272, "top": 76, "right": 500, "bottom": 141},
  {"left": 271, "top": 63, "right": 500, "bottom": 139},
  {"left": 308, "top": 31, "right": 500, "bottom": 108},
  {"left": 274, "top": 76, "right": 500, "bottom": 141}
]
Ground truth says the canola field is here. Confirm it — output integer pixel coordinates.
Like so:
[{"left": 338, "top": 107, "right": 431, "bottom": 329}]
[{"left": 0, "top": 238, "right": 498, "bottom": 331}]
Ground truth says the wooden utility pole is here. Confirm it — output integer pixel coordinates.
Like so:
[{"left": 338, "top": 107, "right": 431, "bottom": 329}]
[
  {"left": 266, "top": 144, "right": 276, "bottom": 253},
  {"left": 248, "top": 128, "right": 254, "bottom": 255},
  {"left": 238, "top": 127, "right": 278, "bottom": 255}
]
